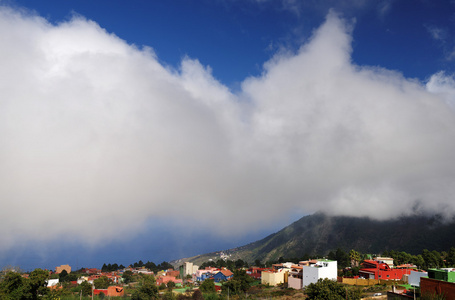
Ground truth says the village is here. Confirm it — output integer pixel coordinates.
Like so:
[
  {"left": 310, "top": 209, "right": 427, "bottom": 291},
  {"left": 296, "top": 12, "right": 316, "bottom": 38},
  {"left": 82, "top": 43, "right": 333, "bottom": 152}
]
[{"left": 2, "top": 253, "right": 455, "bottom": 299}]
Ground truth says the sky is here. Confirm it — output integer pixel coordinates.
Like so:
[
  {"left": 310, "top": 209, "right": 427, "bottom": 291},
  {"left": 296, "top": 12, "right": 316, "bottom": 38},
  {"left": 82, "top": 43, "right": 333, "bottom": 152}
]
[{"left": 1, "top": 0, "right": 455, "bottom": 271}]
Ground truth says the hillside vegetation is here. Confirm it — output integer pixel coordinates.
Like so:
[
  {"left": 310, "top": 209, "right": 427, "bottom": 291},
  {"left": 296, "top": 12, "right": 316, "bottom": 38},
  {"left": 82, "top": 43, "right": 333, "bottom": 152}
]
[{"left": 174, "top": 212, "right": 455, "bottom": 266}]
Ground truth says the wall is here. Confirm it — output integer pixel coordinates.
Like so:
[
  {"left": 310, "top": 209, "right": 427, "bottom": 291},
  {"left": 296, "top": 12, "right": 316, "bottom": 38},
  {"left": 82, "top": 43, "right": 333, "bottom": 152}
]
[
  {"left": 408, "top": 271, "right": 428, "bottom": 287},
  {"left": 288, "top": 277, "right": 302, "bottom": 289},
  {"left": 261, "top": 271, "right": 285, "bottom": 286},
  {"left": 339, "top": 277, "right": 404, "bottom": 286},
  {"left": 421, "top": 277, "right": 455, "bottom": 299},
  {"left": 301, "top": 260, "right": 337, "bottom": 287},
  {"left": 302, "top": 265, "right": 319, "bottom": 287},
  {"left": 340, "top": 277, "right": 379, "bottom": 286}
]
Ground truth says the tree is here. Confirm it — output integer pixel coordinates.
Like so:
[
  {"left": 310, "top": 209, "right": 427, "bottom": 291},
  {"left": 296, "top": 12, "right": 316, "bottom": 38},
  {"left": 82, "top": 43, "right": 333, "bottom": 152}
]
[
  {"left": 0, "top": 271, "right": 26, "bottom": 299},
  {"left": 305, "top": 278, "right": 360, "bottom": 300},
  {"left": 349, "top": 250, "right": 361, "bottom": 268},
  {"left": 221, "top": 269, "right": 253, "bottom": 296},
  {"left": 423, "top": 249, "right": 441, "bottom": 269},
  {"left": 192, "top": 289, "right": 204, "bottom": 300},
  {"left": 203, "top": 293, "right": 219, "bottom": 300},
  {"left": 199, "top": 279, "right": 216, "bottom": 294},
  {"left": 167, "top": 280, "right": 176, "bottom": 291},
  {"left": 158, "top": 261, "right": 174, "bottom": 270},
  {"left": 333, "top": 248, "right": 350, "bottom": 268},
  {"left": 132, "top": 275, "right": 158, "bottom": 300},
  {"left": 45, "top": 287, "right": 63, "bottom": 300},
  {"left": 163, "top": 291, "right": 176, "bottom": 300},
  {"left": 122, "top": 270, "right": 134, "bottom": 284},
  {"left": 446, "top": 247, "right": 455, "bottom": 267},
  {"left": 79, "top": 281, "right": 93, "bottom": 297},
  {"left": 59, "top": 269, "right": 69, "bottom": 282},
  {"left": 28, "top": 268, "right": 50, "bottom": 299},
  {"left": 93, "top": 276, "right": 110, "bottom": 289},
  {"left": 235, "top": 259, "right": 247, "bottom": 268},
  {"left": 254, "top": 259, "right": 262, "bottom": 267}
]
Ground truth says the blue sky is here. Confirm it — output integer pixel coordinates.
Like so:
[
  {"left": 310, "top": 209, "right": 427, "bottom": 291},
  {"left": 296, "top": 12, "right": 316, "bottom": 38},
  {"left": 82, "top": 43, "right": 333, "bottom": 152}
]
[
  {"left": 1, "top": 0, "right": 455, "bottom": 271},
  {"left": 9, "top": 0, "right": 455, "bottom": 85}
]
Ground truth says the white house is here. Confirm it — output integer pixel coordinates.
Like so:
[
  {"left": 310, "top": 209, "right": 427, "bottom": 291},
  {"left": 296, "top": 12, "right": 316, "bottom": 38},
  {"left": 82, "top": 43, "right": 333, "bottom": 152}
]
[
  {"left": 301, "top": 259, "right": 337, "bottom": 288},
  {"left": 47, "top": 279, "right": 59, "bottom": 287}
]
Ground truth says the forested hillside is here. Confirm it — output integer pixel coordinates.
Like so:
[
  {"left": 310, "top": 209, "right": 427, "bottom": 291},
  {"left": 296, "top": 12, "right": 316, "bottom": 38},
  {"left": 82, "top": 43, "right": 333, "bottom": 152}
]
[{"left": 176, "top": 212, "right": 455, "bottom": 266}]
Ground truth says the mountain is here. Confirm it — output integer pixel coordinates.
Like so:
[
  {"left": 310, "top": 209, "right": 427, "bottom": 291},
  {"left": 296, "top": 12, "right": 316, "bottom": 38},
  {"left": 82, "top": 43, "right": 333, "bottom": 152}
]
[{"left": 173, "top": 212, "right": 455, "bottom": 266}]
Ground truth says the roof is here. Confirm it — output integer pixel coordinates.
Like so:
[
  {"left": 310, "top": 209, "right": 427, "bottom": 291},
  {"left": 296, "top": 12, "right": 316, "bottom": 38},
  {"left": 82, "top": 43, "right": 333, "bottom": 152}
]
[{"left": 219, "top": 270, "right": 233, "bottom": 277}]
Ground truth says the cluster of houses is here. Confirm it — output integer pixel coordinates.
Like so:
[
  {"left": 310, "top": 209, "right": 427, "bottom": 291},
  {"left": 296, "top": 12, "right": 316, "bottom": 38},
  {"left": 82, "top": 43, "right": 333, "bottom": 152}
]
[
  {"left": 43, "top": 256, "right": 455, "bottom": 298},
  {"left": 48, "top": 264, "right": 125, "bottom": 297},
  {"left": 387, "top": 267, "right": 455, "bottom": 298},
  {"left": 181, "top": 262, "right": 234, "bottom": 283},
  {"left": 174, "top": 258, "right": 455, "bottom": 298},
  {"left": 179, "top": 259, "right": 338, "bottom": 289}
]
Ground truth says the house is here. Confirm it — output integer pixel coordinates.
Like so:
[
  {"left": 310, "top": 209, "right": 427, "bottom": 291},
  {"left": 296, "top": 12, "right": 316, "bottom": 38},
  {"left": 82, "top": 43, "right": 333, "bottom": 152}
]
[
  {"left": 288, "top": 265, "right": 303, "bottom": 289},
  {"left": 194, "top": 269, "right": 215, "bottom": 282},
  {"left": 246, "top": 267, "right": 266, "bottom": 280},
  {"left": 55, "top": 264, "right": 71, "bottom": 274},
  {"left": 180, "top": 262, "right": 199, "bottom": 278},
  {"left": 47, "top": 279, "right": 59, "bottom": 288},
  {"left": 156, "top": 275, "right": 183, "bottom": 286},
  {"left": 261, "top": 269, "right": 287, "bottom": 286},
  {"left": 93, "top": 286, "right": 124, "bottom": 297},
  {"left": 359, "top": 259, "right": 414, "bottom": 280},
  {"left": 212, "top": 270, "right": 233, "bottom": 282},
  {"left": 301, "top": 259, "right": 337, "bottom": 288},
  {"left": 373, "top": 257, "right": 394, "bottom": 269},
  {"left": 167, "top": 270, "right": 180, "bottom": 278},
  {"left": 77, "top": 276, "right": 89, "bottom": 284},
  {"left": 419, "top": 267, "right": 455, "bottom": 298},
  {"left": 82, "top": 268, "right": 100, "bottom": 275}
]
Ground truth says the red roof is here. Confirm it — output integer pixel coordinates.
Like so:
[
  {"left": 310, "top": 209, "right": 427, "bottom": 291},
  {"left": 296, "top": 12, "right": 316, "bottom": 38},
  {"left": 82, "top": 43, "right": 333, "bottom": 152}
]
[{"left": 220, "top": 270, "right": 233, "bottom": 277}]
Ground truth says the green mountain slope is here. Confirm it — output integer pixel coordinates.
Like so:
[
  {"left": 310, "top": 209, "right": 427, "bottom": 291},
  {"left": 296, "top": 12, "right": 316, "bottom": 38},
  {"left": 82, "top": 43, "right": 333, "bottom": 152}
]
[{"left": 174, "top": 212, "right": 455, "bottom": 266}]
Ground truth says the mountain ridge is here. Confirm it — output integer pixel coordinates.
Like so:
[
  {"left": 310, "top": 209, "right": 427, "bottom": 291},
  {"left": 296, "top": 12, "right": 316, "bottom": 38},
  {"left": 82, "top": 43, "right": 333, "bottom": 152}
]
[{"left": 171, "top": 212, "right": 455, "bottom": 266}]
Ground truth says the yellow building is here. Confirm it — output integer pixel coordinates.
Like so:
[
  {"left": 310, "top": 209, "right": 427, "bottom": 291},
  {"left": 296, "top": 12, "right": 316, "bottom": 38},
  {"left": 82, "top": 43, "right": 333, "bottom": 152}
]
[{"left": 261, "top": 270, "right": 288, "bottom": 286}]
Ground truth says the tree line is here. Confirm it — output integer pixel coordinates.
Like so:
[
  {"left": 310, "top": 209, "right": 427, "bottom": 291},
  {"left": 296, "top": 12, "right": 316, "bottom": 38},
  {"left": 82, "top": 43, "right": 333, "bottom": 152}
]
[{"left": 101, "top": 260, "right": 173, "bottom": 273}]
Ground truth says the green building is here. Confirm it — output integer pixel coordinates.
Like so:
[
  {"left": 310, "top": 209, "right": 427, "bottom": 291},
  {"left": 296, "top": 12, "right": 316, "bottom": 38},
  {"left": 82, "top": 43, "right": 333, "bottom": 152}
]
[{"left": 428, "top": 269, "right": 455, "bottom": 283}]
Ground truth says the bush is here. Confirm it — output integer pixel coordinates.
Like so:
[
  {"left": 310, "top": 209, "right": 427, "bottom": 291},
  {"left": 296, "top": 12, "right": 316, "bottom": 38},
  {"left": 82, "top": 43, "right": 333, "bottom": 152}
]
[{"left": 305, "top": 278, "right": 360, "bottom": 300}]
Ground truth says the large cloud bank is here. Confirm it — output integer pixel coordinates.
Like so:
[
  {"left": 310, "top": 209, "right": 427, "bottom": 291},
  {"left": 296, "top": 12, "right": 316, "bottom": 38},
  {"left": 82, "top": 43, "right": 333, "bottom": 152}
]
[{"left": 1, "top": 7, "right": 455, "bottom": 250}]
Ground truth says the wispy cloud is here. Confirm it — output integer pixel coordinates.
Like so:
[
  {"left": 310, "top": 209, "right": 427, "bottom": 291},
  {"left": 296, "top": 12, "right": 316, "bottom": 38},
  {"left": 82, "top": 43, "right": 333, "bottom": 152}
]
[
  {"left": 426, "top": 24, "right": 447, "bottom": 41},
  {"left": 1, "top": 7, "right": 455, "bottom": 252}
]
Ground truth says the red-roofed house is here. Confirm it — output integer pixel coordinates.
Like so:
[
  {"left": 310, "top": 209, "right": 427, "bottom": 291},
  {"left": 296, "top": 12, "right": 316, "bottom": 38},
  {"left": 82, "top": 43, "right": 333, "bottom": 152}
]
[
  {"left": 156, "top": 276, "right": 183, "bottom": 286},
  {"left": 213, "top": 270, "right": 233, "bottom": 282}
]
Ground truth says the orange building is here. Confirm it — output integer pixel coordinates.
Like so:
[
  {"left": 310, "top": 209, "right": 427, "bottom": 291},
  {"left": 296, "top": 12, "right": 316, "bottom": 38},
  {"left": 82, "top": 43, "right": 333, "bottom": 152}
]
[{"left": 93, "top": 286, "right": 124, "bottom": 297}]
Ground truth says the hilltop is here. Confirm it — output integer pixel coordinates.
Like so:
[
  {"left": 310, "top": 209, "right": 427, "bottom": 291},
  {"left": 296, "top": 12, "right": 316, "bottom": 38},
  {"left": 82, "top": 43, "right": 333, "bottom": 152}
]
[{"left": 172, "top": 212, "right": 455, "bottom": 266}]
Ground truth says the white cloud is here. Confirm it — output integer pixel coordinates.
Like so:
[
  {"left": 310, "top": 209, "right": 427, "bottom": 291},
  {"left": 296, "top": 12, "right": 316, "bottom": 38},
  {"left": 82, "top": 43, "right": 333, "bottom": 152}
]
[
  {"left": 426, "top": 25, "right": 446, "bottom": 41},
  {"left": 426, "top": 72, "right": 455, "bottom": 108},
  {"left": 1, "top": 7, "right": 455, "bottom": 251}
]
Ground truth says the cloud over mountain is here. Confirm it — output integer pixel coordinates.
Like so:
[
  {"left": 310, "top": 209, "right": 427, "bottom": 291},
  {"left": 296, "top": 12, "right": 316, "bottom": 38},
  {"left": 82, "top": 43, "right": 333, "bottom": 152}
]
[{"left": 1, "top": 7, "right": 455, "bottom": 251}]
